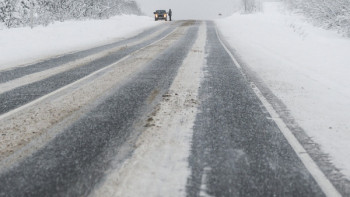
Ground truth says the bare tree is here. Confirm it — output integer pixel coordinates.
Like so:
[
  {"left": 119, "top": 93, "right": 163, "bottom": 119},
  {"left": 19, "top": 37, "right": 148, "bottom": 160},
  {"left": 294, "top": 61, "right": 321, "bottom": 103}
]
[
  {"left": 0, "top": 0, "right": 142, "bottom": 28},
  {"left": 284, "top": 0, "right": 350, "bottom": 36},
  {"left": 241, "top": 0, "right": 262, "bottom": 13}
]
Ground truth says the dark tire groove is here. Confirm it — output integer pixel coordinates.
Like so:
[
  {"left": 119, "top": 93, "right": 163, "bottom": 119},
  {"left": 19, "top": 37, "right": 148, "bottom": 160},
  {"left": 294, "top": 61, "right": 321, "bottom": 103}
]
[
  {"left": 0, "top": 21, "right": 199, "bottom": 197},
  {"left": 186, "top": 21, "right": 325, "bottom": 197},
  {"left": 0, "top": 23, "right": 178, "bottom": 115},
  {"left": 0, "top": 23, "right": 175, "bottom": 84}
]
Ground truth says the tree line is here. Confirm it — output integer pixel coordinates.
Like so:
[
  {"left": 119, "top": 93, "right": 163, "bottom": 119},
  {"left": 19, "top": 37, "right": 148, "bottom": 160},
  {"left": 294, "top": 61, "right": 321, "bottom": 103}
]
[
  {"left": 0, "top": 0, "right": 141, "bottom": 28},
  {"left": 241, "top": 0, "right": 262, "bottom": 13},
  {"left": 284, "top": 0, "right": 350, "bottom": 36},
  {"left": 239, "top": 0, "right": 350, "bottom": 36}
]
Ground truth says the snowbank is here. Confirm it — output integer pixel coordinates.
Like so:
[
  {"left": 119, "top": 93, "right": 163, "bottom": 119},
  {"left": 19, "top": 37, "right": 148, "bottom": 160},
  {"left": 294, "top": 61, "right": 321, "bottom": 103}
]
[
  {"left": 216, "top": 2, "right": 350, "bottom": 178},
  {"left": 0, "top": 15, "right": 159, "bottom": 70}
]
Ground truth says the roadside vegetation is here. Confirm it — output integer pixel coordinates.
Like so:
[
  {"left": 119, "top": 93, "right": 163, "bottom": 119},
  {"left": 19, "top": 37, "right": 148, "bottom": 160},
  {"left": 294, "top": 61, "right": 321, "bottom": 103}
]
[
  {"left": 283, "top": 0, "right": 350, "bottom": 36},
  {"left": 238, "top": 0, "right": 350, "bottom": 36},
  {"left": 0, "top": 0, "right": 141, "bottom": 28}
]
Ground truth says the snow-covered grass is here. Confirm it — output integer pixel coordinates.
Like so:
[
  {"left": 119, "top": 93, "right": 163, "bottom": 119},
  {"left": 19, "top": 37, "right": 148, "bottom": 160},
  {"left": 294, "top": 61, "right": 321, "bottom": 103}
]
[
  {"left": 217, "top": 2, "right": 350, "bottom": 179},
  {"left": 0, "top": 15, "right": 160, "bottom": 70}
]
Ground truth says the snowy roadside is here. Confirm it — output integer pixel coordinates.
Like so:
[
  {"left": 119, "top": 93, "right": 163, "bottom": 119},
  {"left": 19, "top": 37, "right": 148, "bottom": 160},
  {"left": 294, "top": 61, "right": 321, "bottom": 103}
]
[
  {"left": 0, "top": 15, "right": 160, "bottom": 70},
  {"left": 216, "top": 2, "right": 350, "bottom": 179}
]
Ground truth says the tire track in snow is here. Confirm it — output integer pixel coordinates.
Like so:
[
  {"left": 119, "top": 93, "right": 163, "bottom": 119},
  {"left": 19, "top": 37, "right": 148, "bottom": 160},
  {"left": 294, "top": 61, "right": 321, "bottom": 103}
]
[
  {"left": 0, "top": 24, "right": 171, "bottom": 95},
  {"left": 0, "top": 23, "right": 172, "bottom": 82},
  {"left": 0, "top": 23, "right": 178, "bottom": 116},
  {"left": 91, "top": 22, "right": 206, "bottom": 197},
  {"left": 0, "top": 22, "right": 184, "bottom": 172},
  {"left": 0, "top": 21, "right": 199, "bottom": 197},
  {"left": 186, "top": 21, "right": 327, "bottom": 197},
  {"left": 215, "top": 23, "right": 342, "bottom": 197}
]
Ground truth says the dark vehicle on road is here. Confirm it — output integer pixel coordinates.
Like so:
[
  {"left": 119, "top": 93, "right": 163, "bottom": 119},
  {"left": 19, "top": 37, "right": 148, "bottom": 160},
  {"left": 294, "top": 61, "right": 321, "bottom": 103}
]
[{"left": 154, "top": 10, "right": 167, "bottom": 21}]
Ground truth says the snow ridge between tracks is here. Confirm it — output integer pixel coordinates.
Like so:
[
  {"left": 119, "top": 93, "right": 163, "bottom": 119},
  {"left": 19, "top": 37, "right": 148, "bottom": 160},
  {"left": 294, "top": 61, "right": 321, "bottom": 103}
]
[{"left": 92, "top": 22, "right": 206, "bottom": 197}]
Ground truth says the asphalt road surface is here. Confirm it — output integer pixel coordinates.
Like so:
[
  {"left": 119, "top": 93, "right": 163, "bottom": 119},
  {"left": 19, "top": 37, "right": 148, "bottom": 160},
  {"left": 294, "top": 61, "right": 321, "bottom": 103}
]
[{"left": 0, "top": 21, "right": 342, "bottom": 197}]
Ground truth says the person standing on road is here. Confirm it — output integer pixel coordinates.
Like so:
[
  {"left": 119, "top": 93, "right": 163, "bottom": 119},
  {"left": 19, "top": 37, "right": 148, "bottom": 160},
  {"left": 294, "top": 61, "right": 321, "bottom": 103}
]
[{"left": 168, "top": 9, "right": 172, "bottom": 21}]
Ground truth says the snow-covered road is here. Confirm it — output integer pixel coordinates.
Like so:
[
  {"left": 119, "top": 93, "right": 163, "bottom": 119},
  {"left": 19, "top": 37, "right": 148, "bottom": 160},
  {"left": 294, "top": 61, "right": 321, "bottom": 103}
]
[
  {"left": 0, "top": 20, "right": 195, "bottom": 196},
  {"left": 217, "top": 2, "right": 350, "bottom": 195},
  {"left": 0, "top": 19, "right": 345, "bottom": 196}
]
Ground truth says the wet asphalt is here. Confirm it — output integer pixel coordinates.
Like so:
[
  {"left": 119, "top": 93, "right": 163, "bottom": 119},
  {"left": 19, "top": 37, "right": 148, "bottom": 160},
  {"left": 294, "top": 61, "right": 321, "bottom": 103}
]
[
  {"left": 0, "top": 21, "right": 330, "bottom": 197},
  {"left": 0, "top": 21, "right": 199, "bottom": 197},
  {"left": 0, "top": 23, "right": 177, "bottom": 115},
  {"left": 0, "top": 23, "right": 173, "bottom": 84},
  {"left": 186, "top": 21, "right": 324, "bottom": 197}
]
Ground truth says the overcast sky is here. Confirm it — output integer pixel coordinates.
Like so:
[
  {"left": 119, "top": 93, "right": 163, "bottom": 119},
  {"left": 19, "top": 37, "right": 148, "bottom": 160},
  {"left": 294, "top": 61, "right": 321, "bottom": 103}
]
[{"left": 135, "top": 0, "right": 241, "bottom": 20}]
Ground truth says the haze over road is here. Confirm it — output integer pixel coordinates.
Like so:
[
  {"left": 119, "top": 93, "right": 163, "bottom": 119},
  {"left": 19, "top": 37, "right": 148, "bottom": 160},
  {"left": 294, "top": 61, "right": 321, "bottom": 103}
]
[
  {"left": 135, "top": 0, "right": 239, "bottom": 19},
  {"left": 0, "top": 21, "right": 342, "bottom": 196}
]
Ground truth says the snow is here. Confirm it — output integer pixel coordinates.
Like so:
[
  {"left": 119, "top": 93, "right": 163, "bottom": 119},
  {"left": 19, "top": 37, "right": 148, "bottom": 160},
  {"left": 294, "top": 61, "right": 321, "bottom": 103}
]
[
  {"left": 0, "top": 15, "right": 160, "bottom": 70},
  {"left": 0, "top": 23, "right": 172, "bottom": 171},
  {"left": 216, "top": 2, "right": 350, "bottom": 178},
  {"left": 92, "top": 22, "right": 207, "bottom": 197},
  {"left": 0, "top": 24, "right": 169, "bottom": 95}
]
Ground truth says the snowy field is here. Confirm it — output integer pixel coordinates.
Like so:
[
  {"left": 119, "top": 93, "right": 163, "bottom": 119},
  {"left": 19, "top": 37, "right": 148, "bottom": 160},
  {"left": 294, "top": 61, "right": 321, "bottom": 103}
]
[
  {"left": 0, "top": 15, "right": 160, "bottom": 70},
  {"left": 217, "top": 2, "right": 350, "bottom": 179}
]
